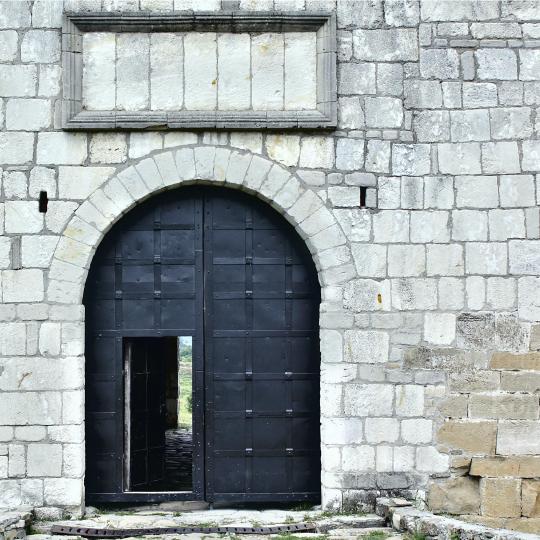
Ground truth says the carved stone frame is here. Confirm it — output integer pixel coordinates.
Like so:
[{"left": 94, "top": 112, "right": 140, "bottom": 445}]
[{"left": 61, "top": 11, "right": 337, "bottom": 130}]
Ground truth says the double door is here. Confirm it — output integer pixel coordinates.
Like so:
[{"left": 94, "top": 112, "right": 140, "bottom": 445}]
[{"left": 84, "top": 186, "right": 321, "bottom": 503}]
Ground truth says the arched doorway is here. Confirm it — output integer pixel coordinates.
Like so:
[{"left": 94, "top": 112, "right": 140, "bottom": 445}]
[{"left": 83, "top": 185, "right": 321, "bottom": 504}]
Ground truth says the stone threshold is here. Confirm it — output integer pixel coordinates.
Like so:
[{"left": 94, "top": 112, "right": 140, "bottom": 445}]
[{"left": 376, "top": 498, "right": 540, "bottom": 539}]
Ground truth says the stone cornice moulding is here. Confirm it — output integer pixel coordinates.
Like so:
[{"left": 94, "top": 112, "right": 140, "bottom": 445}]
[{"left": 61, "top": 11, "right": 337, "bottom": 131}]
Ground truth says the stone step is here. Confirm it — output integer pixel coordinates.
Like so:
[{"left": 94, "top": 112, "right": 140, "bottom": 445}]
[
  {"left": 316, "top": 515, "right": 386, "bottom": 532},
  {"left": 327, "top": 526, "right": 401, "bottom": 539}
]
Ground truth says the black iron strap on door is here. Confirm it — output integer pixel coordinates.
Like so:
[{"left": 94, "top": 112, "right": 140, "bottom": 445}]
[
  {"left": 83, "top": 186, "right": 321, "bottom": 504},
  {"left": 51, "top": 523, "right": 316, "bottom": 538}
]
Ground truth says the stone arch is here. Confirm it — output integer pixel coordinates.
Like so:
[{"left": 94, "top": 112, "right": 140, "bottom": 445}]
[{"left": 47, "top": 144, "right": 351, "bottom": 306}]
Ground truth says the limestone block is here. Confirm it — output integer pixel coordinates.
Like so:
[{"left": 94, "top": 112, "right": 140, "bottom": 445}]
[
  {"left": 328, "top": 186, "right": 359, "bottom": 207},
  {"left": 344, "top": 329, "right": 389, "bottom": 364},
  {"left": 502, "top": 371, "right": 540, "bottom": 394},
  {"left": 450, "top": 110, "right": 490, "bottom": 142},
  {"left": 417, "top": 446, "right": 449, "bottom": 473},
  {"left": 499, "top": 175, "right": 536, "bottom": 208},
  {"left": 29, "top": 167, "right": 56, "bottom": 198},
  {"left": 320, "top": 329, "right": 342, "bottom": 364},
  {"left": 470, "top": 394, "right": 538, "bottom": 421},
  {"left": 388, "top": 245, "right": 424, "bottom": 277},
  {"left": 400, "top": 177, "right": 423, "bottom": 209},
  {"left": 522, "top": 480, "right": 540, "bottom": 517},
  {"left": 476, "top": 49, "right": 518, "bottom": 80},
  {"left": 0, "top": 65, "right": 36, "bottom": 97},
  {"left": 349, "top": 244, "right": 386, "bottom": 278},
  {"left": 32, "top": 0, "right": 63, "bottom": 27},
  {"left": 343, "top": 383, "right": 394, "bottom": 416},
  {"left": 44, "top": 478, "right": 82, "bottom": 506},
  {"left": 466, "top": 242, "right": 507, "bottom": 275},
  {"left": 58, "top": 166, "right": 114, "bottom": 200},
  {"left": 38, "top": 64, "right": 61, "bottom": 98},
  {"left": 0, "top": 392, "right": 61, "bottom": 425},
  {"left": 392, "top": 144, "right": 430, "bottom": 176},
  {"left": 452, "top": 210, "right": 487, "bottom": 241},
  {"left": 481, "top": 477, "right": 521, "bottom": 518},
  {"left": 45, "top": 201, "right": 78, "bottom": 234},
  {"left": 438, "top": 142, "right": 481, "bottom": 175},
  {"left": 164, "top": 132, "right": 197, "bottom": 149},
  {"left": 15, "top": 426, "right": 46, "bottom": 442},
  {"left": 489, "top": 209, "right": 525, "bottom": 241},
  {"left": 150, "top": 33, "right": 183, "bottom": 110},
  {"left": 154, "top": 152, "right": 179, "bottom": 187},
  {"left": 215, "top": 33, "right": 251, "bottom": 110},
  {"left": 82, "top": 32, "right": 115, "bottom": 110},
  {"left": 522, "top": 140, "right": 540, "bottom": 172},
  {"left": 404, "top": 79, "right": 442, "bottom": 108},
  {"left": 424, "top": 312, "right": 456, "bottom": 345},
  {"left": 38, "top": 322, "right": 61, "bottom": 356},
  {"left": 288, "top": 190, "right": 324, "bottom": 226},
  {"left": 284, "top": 32, "right": 316, "bottom": 110},
  {"left": 244, "top": 155, "right": 272, "bottom": 191},
  {"left": 0, "top": 132, "right": 34, "bottom": 165},
  {"left": 373, "top": 210, "right": 409, "bottom": 243},
  {"left": 365, "top": 417, "right": 399, "bottom": 443},
  {"left": 129, "top": 133, "right": 162, "bottom": 159},
  {"left": 0, "top": 322, "right": 26, "bottom": 355},
  {"left": 365, "top": 97, "right": 403, "bottom": 129},
  {"left": 260, "top": 164, "right": 290, "bottom": 198},
  {"left": 273, "top": 176, "right": 303, "bottom": 210},
  {"left": 63, "top": 443, "right": 84, "bottom": 478},
  {"left": 27, "top": 444, "right": 62, "bottom": 477},
  {"left": 21, "top": 236, "right": 58, "bottom": 268},
  {"left": 3, "top": 171, "right": 27, "bottom": 199},
  {"left": 462, "top": 83, "right": 497, "bottom": 110},
  {"left": 455, "top": 175, "right": 498, "bottom": 208},
  {"left": 55, "top": 237, "right": 92, "bottom": 268},
  {"left": 520, "top": 49, "right": 540, "bottom": 81},
  {"left": 337, "top": 0, "right": 383, "bottom": 28},
  {"left": 376, "top": 63, "right": 403, "bottom": 98},
  {"left": 252, "top": 33, "right": 283, "bottom": 110},
  {"left": 344, "top": 278, "right": 391, "bottom": 313},
  {"left": 413, "top": 110, "right": 450, "bottom": 142},
  {"left": 334, "top": 209, "right": 371, "bottom": 243},
  {"left": 0, "top": 0, "right": 30, "bottom": 27},
  {"left": 437, "top": 420, "right": 496, "bottom": 454},
  {"left": 427, "top": 477, "right": 480, "bottom": 515},
  {"left": 422, "top": 176, "right": 452, "bottom": 210},
  {"left": 486, "top": 277, "right": 516, "bottom": 310},
  {"left": 8, "top": 443, "right": 25, "bottom": 476},
  {"left": 342, "top": 446, "right": 375, "bottom": 472},
  {"left": 336, "top": 138, "right": 364, "bottom": 171},
  {"left": 427, "top": 244, "right": 464, "bottom": 276},
  {"left": 402, "top": 418, "right": 432, "bottom": 444},
  {"left": 392, "top": 278, "right": 437, "bottom": 310},
  {"left": 0, "top": 237, "right": 10, "bottom": 268},
  {"left": 365, "top": 140, "right": 390, "bottom": 173},
  {"left": 61, "top": 322, "right": 84, "bottom": 356},
  {"left": 420, "top": 48, "right": 459, "bottom": 79},
  {"left": 89, "top": 134, "right": 127, "bottom": 164},
  {"left": 395, "top": 384, "right": 424, "bottom": 417},
  {"left": 510, "top": 241, "right": 540, "bottom": 276},
  {"left": 21, "top": 30, "right": 60, "bottom": 63},
  {"left": 116, "top": 33, "right": 149, "bottom": 110},
  {"left": 353, "top": 29, "right": 418, "bottom": 61},
  {"left": 410, "top": 211, "right": 450, "bottom": 243},
  {"left": 3, "top": 269, "right": 44, "bottom": 302},
  {"left": 490, "top": 351, "right": 540, "bottom": 370},
  {"left": 5, "top": 201, "right": 43, "bottom": 233},
  {"left": 265, "top": 135, "right": 300, "bottom": 167},
  {"left": 0, "top": 31, "right": 18, "bottom": 62},
  {"left": 491, "top": 107, "right": 533, "bottom": 140},
  {"left": 482, "top": 141, "right": 521, "bottom": 174},
  {"left": 37, "top": 133, "right": 87, "bottom": 165},
  {"left": 299, "top": 137, "right": 335, "bottom": 169},
  {"left": 384, "top": 0, "right": 419, "bottom": 26},
  {"left": 338, "top": 63, "right": 376, "bottom": 95},
  {"left": 322, "top": 418, "right": 363, "bottom": 445},
  {"left": 497, "top": 421, "right": 540, "bottom": 455}
]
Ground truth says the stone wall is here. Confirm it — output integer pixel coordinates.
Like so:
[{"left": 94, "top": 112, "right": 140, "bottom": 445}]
[{"left": 0, "top": 0, "right": 539, "bottom": 533}]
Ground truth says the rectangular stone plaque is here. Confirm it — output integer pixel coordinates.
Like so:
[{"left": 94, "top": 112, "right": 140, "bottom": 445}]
[{"left": 62, "top": 11, "right": 336, "bottom": 130}]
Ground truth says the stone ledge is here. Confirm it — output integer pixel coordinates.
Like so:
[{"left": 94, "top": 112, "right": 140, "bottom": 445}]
[{"left": 376, "top": 498, "right": 540, "bottom": 540}]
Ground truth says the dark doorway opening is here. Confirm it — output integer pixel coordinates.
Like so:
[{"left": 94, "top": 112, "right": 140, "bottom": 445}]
[
  {"left": 124, "top": 337, "right": 193, "bottom": 493},
  {"left": 84, "top": 186, "right": 321, "bottom": 505}
]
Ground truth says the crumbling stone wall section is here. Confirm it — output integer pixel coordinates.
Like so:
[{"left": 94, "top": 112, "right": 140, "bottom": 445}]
[{"left": 0, "top": 0, "right": 540, "bottom": 533}]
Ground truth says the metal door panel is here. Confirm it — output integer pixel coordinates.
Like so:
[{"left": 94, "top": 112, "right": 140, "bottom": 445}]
[{"left": 85, "top": 186, "right": 319, "bottom": 504}]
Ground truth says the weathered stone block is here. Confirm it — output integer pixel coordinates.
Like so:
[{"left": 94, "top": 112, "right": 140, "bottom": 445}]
[
  {"left": 497, "top": 421, "right": 540, "bottom": 455},
  {"left": 21, "top": 30, "right": 60, "bottom": 63},
  {"left": 428, "top": 477, "right": 480, "bottom": 515},
  {"left": 438, "top": 143, "right": 481, "bottom": 175},
  {"left": 520, "top": 49, "right": 540, "bottom": 81},
  {"left": 353, "top": 29, "right": 418, "bottom": 61},
  {"left": 392, "top": 144, "right": 430, "bottom": 176},
  {"left": 344, "top": 330, "right": 389, "bottom": 364},
  {"left": 338, "top": 63, "right": 376, "bottom": 95},
  {"left": 437, "top": 420, "right": 497, "bottom": 454},
  {"left": 522, "top": 480, "right": 540, "bottom": 518},
  {"left": 469, "top": 394, "right": 538, "bottom": 420},
  {"left": 476, "top": 49, "right": 518, "bottom": 80},
  {"left": 343, "top": 384, "right": 394, "bottom": 416},
  {"left": 0, "top": 132, "right": 34, "bottom": 165},
  {"left": 365, "top": 97, "right": 403, "bottom": 128},
  {"left": 481, "top": 477, "right": 521, "bottom": 518},
  {"left": 420, "top": 48, "right": 459, "bottom": 79}
]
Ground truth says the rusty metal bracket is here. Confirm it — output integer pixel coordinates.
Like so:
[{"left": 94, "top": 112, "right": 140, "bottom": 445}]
[{"left": 51, "top": 522, "right": 316, "bottom": 538}]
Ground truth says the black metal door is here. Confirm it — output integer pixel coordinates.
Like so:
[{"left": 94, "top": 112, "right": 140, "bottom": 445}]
[{"left": 84, "top": 186, "right": 320, "bottom": 503}]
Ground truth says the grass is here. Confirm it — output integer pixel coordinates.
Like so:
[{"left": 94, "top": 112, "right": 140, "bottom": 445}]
[
  {"left": 404, "top": 533, "right": 426, "bottom": 540},
  {"left": 363, "top": 532, "right": 389, "bottom": 540}
]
